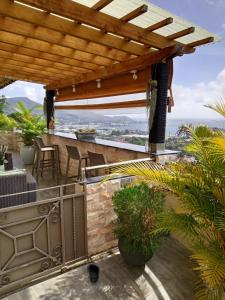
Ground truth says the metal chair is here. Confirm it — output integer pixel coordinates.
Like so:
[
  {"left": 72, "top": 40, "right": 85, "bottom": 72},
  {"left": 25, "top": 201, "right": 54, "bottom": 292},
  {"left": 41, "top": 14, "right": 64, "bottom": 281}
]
[
  {"left": 65, "top": 145, "right": 88, "bottom": 183},
  {"left": 87, "top": 151, "right": 107, "bottom": 177},
  {"left": 32, "top": 138, "right": 60, "bottom": 183}
]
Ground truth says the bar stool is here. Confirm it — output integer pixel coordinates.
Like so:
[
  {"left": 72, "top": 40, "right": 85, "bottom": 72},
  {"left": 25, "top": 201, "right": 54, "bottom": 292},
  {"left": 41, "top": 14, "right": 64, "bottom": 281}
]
[
  {"left": 65, "top": 145, "right": 89, "bottom": 183},
  {"left": 32, "top": 138, "right": 60, "bottom": 183},
  {"left": 87, "top": 151, "right": 107, "bottom": 177}
]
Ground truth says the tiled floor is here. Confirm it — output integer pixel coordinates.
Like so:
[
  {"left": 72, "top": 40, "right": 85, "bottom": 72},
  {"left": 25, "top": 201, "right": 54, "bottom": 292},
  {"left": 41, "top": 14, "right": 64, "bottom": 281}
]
[{"left": 4, "top": 238, "right": 196, "bottom": 300}]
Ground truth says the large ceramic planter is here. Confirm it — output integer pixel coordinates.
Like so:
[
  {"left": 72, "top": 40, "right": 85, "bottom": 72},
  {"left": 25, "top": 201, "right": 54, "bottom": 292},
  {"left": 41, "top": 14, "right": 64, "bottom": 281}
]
[
  {"left": 20, "top": 145, "right": 35, "bottom": 165},
  {"left": 118, "top": 238, "right": 153, "bottom": 266}
]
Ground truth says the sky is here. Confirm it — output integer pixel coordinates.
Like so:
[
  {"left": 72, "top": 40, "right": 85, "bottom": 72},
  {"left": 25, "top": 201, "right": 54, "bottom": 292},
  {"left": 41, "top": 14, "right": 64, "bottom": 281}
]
[{"left": 1, "top": 0, "right": 225, "bottom": 120}]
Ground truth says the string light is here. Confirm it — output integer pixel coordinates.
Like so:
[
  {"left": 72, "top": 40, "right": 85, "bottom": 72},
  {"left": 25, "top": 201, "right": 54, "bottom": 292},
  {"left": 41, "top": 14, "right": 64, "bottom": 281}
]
[
  {"left": 130, "top": 70, "right": 138, "bottom": 80},
  {"left": 56, "top": 89, "right": 59, "bottom": 96},
  {"left": 96, "top": 79, "right": 101, "bottom": 88},
  {"left": 72, "top": 84, "right": 76, "bottom": 93}
]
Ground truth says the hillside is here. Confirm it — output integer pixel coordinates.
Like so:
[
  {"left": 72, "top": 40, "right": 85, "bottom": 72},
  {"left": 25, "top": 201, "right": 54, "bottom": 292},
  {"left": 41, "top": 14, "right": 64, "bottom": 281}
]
[
  {"left": 4, "top": 97, "right": 135, "bottom": 124},
  {"left": 4, "top": 97, "right": 42, "bottom": 115}
]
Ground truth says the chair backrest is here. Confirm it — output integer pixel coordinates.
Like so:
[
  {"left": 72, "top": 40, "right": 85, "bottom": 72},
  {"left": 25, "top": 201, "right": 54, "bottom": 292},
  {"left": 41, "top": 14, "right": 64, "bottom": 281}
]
[
  {"left": 66, "top": 145, "right": 82, "bottom": 160},
  {"left": 36, "top": 137, "right": 45, "bottom": 148},
  {"left": 88, "top": 151, "right": 107, "bottom": 166}
]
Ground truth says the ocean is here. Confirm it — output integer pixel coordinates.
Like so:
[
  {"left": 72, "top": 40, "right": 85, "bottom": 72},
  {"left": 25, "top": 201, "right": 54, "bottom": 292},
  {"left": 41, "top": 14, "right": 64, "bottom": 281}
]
[{"left": 112, "top": 118, "right": 225, "bottom": 137}]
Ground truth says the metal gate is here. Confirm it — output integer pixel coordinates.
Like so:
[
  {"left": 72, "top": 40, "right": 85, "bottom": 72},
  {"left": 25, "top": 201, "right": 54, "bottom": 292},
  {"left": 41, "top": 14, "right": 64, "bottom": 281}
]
[{"left": 0, "top": 183, "right": 87, "bottom": 297}]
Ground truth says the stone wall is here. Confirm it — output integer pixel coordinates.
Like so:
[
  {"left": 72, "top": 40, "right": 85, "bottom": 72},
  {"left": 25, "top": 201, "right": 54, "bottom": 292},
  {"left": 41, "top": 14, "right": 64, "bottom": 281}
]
[
  {"left": 45, "top": 134, "right": 148, "bottom": 177},
  {"left": 86, "top": 179, "right": 119, "bottom": 256},
  {"left": 86, "top": 177, "right": 133, "bottom": 256},
  {"left": 0, "top": 131, "right": 21, "bottom": 151}
]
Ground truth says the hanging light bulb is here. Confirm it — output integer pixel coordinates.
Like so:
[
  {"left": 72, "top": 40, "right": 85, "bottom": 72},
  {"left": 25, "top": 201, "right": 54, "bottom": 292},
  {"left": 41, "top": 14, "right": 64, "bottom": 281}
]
[
  {"left": 56, "top": 89, "right": 59, "bottom": 96},
  {"left": 72, "top": 84, "right": 76, "bottom": 93},
  {"left": 96, "top": 79, "right": 101, "bottom": 88},
  {"left": 130, "top": 70, "right": 138, "bottom": 80}
]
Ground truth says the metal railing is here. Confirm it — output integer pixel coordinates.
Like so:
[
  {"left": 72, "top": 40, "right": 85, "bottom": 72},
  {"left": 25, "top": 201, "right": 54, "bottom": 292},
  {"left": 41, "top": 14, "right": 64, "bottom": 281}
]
[
  {"left": 0, "top": 183, "right": 87, "bottom": 296},
  {"left": 81, "top": 157, "right": 154, "bottom": 181}
]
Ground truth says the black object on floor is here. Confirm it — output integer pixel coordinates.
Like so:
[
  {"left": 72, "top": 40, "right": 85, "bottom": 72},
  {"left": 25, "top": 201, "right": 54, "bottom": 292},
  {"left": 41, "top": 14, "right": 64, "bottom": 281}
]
[{"left": 88, "top": 264, "right": 99, "bottom": 283}]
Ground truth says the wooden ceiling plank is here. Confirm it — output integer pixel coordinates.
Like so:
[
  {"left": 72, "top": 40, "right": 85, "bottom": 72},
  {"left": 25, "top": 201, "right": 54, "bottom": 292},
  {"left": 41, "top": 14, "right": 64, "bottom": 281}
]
[
  {"left": 0, "top": 0, "right": 135, "bottom": 61},
  {"left": 146, "top": 17, "right": 173, "bottom": 31},
  {"left": 0, "top": 49, "right": 80, "bottom": 77},
  {"left": 17, "top": 0, "right": 178, "bottom": 49},
  {"left": 187, "top": 37, "right": 214, "bottom": 47},
  {"left": 55, "top": 100, "right": 146, "bottom": 110},
  {"left": 0, "top": 61, "right": 66, "bottom": 80},
  {"left": 0, "top": 0, "right": 146, "bottom": 58},
  {"left": 0, "top": 58, "right": 78, "bottom": 79},
  {"left": 47, "top": 45, "right": 179, "bottom": 89},
  {"left": 121, "top": 5, "right": 148, "bottom": 22},
  {"left": 0, "top": 41, "right": 92, "bottom": 73},
  {"left": 92, "top": 0, "right": 114, "bottom": 11},
  {"left": 168, "top": 27, "right": 195, "bottom": 40},
  {"left": 0, "top": 31, "right": 99, "bottom": 71},
  {"left": 0, "top": 69, "right": 50, "bottom": 84},
  {"left": 0, "top": 17, "right": 114, "bottom": 67}
]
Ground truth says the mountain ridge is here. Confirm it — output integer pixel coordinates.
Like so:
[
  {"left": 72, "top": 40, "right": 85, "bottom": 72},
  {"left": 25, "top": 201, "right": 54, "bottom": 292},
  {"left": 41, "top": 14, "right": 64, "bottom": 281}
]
[{"left": 4, "top": 97, "right": 135, "bottom": 124}]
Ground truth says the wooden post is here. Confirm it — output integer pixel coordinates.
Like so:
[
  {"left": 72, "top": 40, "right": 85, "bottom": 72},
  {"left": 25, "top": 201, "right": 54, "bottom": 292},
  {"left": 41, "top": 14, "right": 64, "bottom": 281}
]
[
  {"left": 45, "top": 89, "right": 55, "bottom": 131},
  {"left": 149, "top": 62, "right": 168, "bottom": 153}
]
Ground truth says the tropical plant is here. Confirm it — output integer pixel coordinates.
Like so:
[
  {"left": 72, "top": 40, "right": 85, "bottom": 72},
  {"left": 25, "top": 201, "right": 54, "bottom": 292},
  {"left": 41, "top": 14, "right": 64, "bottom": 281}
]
[
  {"left": 12, "top": 101, "right": 46, "bottom": 146},
  {"left": 0, "top": 113, "right": 17, "bottom": 131},
  {"left": 109, "top": 101, "right": 225, "bottom": 300},
  {"left": 112, "top": 182, "right": 166, "bottom": 258}
]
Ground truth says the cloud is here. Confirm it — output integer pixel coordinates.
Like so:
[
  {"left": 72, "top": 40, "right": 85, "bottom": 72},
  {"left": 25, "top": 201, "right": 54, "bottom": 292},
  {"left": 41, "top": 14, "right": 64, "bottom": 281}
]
[
  {"left": 1, "top": 81, "right": 45, "bottom": 104},
  {"left": 170, "top": 68, "right": 225, "bottom": 119},
  {"left": 205, "top": 0, "right": 225, "bottom": 6}
]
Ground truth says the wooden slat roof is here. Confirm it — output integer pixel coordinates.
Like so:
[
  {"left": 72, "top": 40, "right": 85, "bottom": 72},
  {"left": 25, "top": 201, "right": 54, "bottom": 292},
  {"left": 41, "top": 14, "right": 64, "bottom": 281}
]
[
  {"left": 0, "top": 0, "right": 218, "bottom": 98},
  {"left": 0, "top": 77, "right": 15, "bottom": 89}
]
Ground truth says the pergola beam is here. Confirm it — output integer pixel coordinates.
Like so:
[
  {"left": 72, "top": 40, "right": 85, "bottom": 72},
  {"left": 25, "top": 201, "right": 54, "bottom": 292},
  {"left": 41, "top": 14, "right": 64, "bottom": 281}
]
[
  {"left": 121, "top": 5, "right": 148, "bottom": 22},
  {"left": 0, "top": 0, "right": 149, "bottom": 56},
  {"left": 168, "top": 27, "right": 195, "bottom": 40},
  {"left": 0, "top": 17, "right": 116, "bottom": 67},
  {"left": 92, "top": 0, "right": 114, "bottom": 11},
  {"left": 187, "top": 37, "right": 214, "bottom": 47},
  {"left": 55, "top": 100, "right": 147, "bottom": 110},
  {"left": 55, "top": 69, "right": 149, "bottom": 102},
  {"left": 47, "top": 45, "right": 180, "bottom": 89},
  {"left": 146, "top": 18, "right": 173, "bottom": 31},
  {"left": 18, "top": 0, "right": 179, "bottom": 49}
]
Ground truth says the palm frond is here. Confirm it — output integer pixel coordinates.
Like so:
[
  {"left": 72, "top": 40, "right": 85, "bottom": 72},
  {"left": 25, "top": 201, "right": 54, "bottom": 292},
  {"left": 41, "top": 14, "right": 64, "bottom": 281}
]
[{"left": 205, "top": 100, "right": 225, "bottom": 118}]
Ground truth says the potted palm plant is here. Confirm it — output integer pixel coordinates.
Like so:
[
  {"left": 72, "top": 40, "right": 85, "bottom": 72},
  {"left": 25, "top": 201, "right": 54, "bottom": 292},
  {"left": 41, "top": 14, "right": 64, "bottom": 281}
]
[
  {"left": 112, "top": 182, "right": 166, "bottom": 266},
  {"left": 111, "top": 102, "right": 225, "bottom": 299},
  {"left": 12, "top": 102, "right": 46, "bottom": 165}
]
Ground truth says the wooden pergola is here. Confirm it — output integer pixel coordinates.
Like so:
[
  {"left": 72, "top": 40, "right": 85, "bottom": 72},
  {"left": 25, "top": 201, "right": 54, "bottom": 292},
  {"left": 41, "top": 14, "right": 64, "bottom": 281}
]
[{"left": 0, "top": 0, "right": 218, "bottom": 151}]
